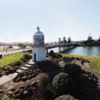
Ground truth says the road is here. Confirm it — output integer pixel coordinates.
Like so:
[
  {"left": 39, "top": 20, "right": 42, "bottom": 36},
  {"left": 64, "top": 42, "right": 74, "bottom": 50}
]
[{"left": 0, "top": 48, "right": 32, "bottom": 56}]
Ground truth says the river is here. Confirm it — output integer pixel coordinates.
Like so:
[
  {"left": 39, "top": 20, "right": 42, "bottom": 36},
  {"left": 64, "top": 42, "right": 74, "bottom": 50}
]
[{"left": 48, "top": 46, "right": 100, "bottom": 56}]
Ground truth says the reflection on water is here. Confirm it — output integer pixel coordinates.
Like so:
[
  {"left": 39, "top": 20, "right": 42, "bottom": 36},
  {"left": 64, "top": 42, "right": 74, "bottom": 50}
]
[
  {"left": 48, "top": 46, "right": 100, "bottom": 56},
  {"left": 66, "top": 46, "right": 100, "bottom": 56}
]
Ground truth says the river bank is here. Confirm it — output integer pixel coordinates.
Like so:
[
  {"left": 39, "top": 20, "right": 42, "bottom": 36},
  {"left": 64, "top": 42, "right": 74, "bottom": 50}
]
[{"left": 62, "top": 54, "right": 100, "bottom": 73}]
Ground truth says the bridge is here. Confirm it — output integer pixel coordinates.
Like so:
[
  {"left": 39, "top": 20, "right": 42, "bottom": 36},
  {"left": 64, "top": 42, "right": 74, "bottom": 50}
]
[
  {"left": 0, "top": 42, "right": 79, "bottom": 57},
  {"left": 45, "top": 42, "right": 79, "bottom": 53},
  {"left": 45, "top": 42, "right": 79, "bottom": 48}
]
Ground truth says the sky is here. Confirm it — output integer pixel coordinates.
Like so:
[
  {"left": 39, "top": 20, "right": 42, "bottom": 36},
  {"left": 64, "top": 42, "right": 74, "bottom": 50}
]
[{"left": 0, "top": 0, "right": 100, "bottom": 43}]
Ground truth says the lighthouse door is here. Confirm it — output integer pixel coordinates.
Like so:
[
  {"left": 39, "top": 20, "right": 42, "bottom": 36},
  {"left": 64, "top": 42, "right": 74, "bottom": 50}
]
[{"left": 34, "top": 53, "right": 36, "bottom": 62}]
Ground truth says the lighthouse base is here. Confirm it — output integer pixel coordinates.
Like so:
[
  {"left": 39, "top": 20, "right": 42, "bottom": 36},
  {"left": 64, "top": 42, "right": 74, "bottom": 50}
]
[{"left": 32, "top": 47, "right": 46, "bottom": 62}]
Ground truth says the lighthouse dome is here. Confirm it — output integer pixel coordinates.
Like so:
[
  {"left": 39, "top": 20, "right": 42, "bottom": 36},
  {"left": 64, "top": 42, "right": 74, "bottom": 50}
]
[
  {"left": 34, "top": 28, "right": 44, "bottom": 36},
  {"left": 33, "top": 27, "right": 44, "bottom": 46}
]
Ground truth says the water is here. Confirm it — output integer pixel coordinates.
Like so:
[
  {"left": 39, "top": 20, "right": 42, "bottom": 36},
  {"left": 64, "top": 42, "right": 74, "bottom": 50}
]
[
  {"left": 48, "top": 46, "right": 100, "bottom": 56},
  {"left": 66, "top": 46, "right": 100, "bottom": 56}
]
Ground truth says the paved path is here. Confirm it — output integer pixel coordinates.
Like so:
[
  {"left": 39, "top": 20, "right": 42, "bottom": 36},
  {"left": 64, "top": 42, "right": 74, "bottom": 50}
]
[
  {"left": 0, "top": 73, "right": 18, "bottom": 86},
  {"left": 0, "top": 60, "right": 35, "bottom": 86}
]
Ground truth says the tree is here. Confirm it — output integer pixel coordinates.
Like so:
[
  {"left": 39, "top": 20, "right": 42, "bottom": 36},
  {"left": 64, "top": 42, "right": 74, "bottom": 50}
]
[
  {"left": 18, "top": 43, "right": 26, "bottom": 49},
  {"left": 68, "top": 37, "right": 71, "bottom": 43},
  {"left": 87, "top": 35, "right": 93, "bottom": 42},
  {"left": 63, "top": 37, "right": 67, "bottom": 43},
  {"left": 98, "top": 37, "right": 100, "bottom": 42},
  {"left": 58, "top": 37, "right": 61, "bottom": 44},
  {"left": 55, "top": 95, "right": 77, "bottom": 100}
]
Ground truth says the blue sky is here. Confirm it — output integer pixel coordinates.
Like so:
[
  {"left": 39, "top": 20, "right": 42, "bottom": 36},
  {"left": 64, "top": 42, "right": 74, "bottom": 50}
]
[{"left": 0, "top": 0, "right": 100, "bottom": 42}]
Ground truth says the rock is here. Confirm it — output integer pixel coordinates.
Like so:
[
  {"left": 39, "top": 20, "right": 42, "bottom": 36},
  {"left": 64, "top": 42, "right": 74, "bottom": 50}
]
[
  {"left": 20, "top": 66, "right": 28, "bottom": 70},
  {"left": 16, "top": 69, "right": 23, "bottom": 73},
  {"left": 58, "top": 61, "right": 66, "bottom": 68},
  {"left": 21, "top": 76, "right": 28, "bottom": 81},
  {"left": 24, "top": 64, "right": 32, "bottom": 67}
]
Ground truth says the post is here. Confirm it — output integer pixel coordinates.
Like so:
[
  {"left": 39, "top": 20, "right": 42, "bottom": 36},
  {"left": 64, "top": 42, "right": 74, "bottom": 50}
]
[{"left": 59, "top": 46, "right": 61, "bottom": 53}]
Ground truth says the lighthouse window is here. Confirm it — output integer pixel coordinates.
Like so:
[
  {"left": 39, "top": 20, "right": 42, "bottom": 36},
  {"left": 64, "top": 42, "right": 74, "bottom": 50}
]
[{"left": 34, "top": 53, "right": 36, "bottom": 62}]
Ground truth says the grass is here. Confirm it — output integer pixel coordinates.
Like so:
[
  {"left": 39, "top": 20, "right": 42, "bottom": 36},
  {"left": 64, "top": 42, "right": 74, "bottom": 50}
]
[
  {"left": 0, "top": 52, "right": 28, "bottom": 67},
  {"left": 61, "top": 54, "right": 100, "bottom": 73},
  {"left": 0, "top": 94, "right": 11, "bottom": 100}
]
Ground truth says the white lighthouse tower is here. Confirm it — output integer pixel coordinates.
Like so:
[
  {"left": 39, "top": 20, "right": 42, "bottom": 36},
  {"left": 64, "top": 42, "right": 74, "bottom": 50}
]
[{"left": 32, "top": 27, "right": 46, "bottom": 62}]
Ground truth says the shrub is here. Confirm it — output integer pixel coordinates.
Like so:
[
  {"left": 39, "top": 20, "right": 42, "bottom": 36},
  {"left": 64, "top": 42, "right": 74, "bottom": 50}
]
[
  {"left": 10, "top": 60, "right": 22, "bottom": 66},
  {"left": 64, "top": 63, "right": 83, "bottom": 76},
  {"left": 49, "top": 50, "right": 62, "bottom": 59},
  {"left": 49, "top": 50, "right": 56, "bottom": 58},
  {"left": 55, "top": 95, "right": 77, "bottom": 100},
  {"left": 35, "top": 73, "right": 49, "bottom": 88},
  {"left": 52, "top": 72, "right": 72, "bottom": 94},
  {"left": 63, "top": 63, "right": 84, "bottom": 95},
  {"left": 20, "top": 57, "right": 27, "bottom": 63},
  {"left": 20, "top": 53, "right": 31, "bottom": 62}
]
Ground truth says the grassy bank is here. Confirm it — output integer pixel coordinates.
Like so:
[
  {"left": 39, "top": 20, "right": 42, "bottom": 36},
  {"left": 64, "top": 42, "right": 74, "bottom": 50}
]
[
  {"left": 0, "top": 53, "right": 27, "bottom": 66},
  {"left": 62, "top": 54, "right": 100, "bottom": 73}
]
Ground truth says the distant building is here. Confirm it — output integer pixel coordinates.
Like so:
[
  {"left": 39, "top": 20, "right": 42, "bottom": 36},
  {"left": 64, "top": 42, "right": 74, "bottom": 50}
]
[{"left": 32, "top": 27, "right": 46, "bottom": 62}]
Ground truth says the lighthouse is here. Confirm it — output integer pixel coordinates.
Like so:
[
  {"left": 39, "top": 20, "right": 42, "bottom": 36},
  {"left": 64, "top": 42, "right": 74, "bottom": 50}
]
[{"left": 32, "top": 27, "right": 46, "bottom": 62}]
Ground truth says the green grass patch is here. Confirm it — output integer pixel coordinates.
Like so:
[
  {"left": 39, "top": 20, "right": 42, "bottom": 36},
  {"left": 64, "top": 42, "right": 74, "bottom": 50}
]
[
  {"left": 61, "top": 54, "right": 100, "bottom": 73},
  {"left": 0, "top": 94, "right": 11, "bottom": 100},
  {"left": 0, "top": 52, "right": 31, "bottom": 67}
]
